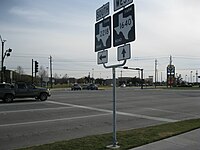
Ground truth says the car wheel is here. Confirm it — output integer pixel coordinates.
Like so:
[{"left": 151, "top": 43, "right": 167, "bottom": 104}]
[
  {"left": 4, "top": 94, "right": 14, "bottom": 103},
  {"left": 39, "top": 93, "right": 48, "bottom": 101}
]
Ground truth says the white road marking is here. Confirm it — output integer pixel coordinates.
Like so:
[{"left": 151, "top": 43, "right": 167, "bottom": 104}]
[
  {"left": 145, "top": 108, "right": 199, "bottom": 118},
  {"left": 0, "top": 113, "right": 111, "bottom": 127},
  {"left": 0, "top": 106, "right": 74, "bottom": 114},
  {"left": 47, "top": 101, "right": 178, "bottom": 123},
  {"left": 0, "top": 101, "right": 42, "bottom": 107}
]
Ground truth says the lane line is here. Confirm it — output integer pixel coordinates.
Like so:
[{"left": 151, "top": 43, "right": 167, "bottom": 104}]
[
  {"left": 0, "top": 106, "right": 74, "bottom": 114},
  {"left": 47, "top": 101, "right": 178, "bottom": 123},
  {"left": 145, "top": 108, "right": 200, "bottom": 118},
  {"left": 0, "top": 113, "right": 111, "bottom": 127},
  {"left": 0, "top": 101, "right": 42, "bottom": 107}
]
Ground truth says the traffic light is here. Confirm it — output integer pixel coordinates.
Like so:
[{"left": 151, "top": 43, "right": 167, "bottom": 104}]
[{"left": 35, "top": 61, "right": 39, "bottom": 73}]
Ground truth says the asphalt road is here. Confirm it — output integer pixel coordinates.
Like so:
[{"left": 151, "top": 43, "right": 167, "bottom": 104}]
[{"left": 0, "top": 88, "right": 200, "bottom": 150}]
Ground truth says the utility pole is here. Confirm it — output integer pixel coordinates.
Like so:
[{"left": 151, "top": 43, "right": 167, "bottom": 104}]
[
  {"left": 169, "top": 55, "right": 172, "bottom": 88},
  {"left": 1, "top": 35, "right": 6, "bottom": 83},
  {"left": 32, "top": 59, "right": 34, "bottom": 84},
  {"left": 49, "top": 56, "right": 53, "bottom": 88},
  {"left": 141, "top": 69, "right": 144, "bottom": 89},
  {"left": 155, "top": 59, "right": 157, "bottom": 88},
  {"left": 196, "top": 70, "right": 198, "bottom": 85}
]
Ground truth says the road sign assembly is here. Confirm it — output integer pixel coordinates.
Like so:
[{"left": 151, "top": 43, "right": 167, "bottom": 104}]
[
  {"left": 117, "top": 44, "right": 131, "bottom": 61},
  {"left": 94, "top": 1, "right": 135, "bottom": 148},
  {"left": 95, "top": 16, "right": 111, "bottom": 52},
  {"left": 113, "top": 4, "right": 135, "bottom": 47}
]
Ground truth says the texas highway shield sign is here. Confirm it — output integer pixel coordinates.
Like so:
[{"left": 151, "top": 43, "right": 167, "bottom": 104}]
[
  {"left": 113, "top": 4, "right": 135, "bottom": 47},
  {"left": 95, "top": 16, "right": 111, "bottom": 52}
]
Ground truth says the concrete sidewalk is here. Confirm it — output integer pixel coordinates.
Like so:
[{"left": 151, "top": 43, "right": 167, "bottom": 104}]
[{"left": 130, "top": 129, "right": 200, "bottom": 150}]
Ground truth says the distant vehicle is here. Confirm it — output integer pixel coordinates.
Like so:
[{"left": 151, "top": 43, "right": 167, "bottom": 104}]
[
  {"left": 120, "top": 83, "right": 126, "bottom": 88},
  {"left": 82, "top": 84, "right": 89, "bottom": 90},
  {"left": 87, "top": 84, "right": 98, "bottom": 90},
  {"left": 0, "top": 82, "right": 51, "bottom": 103},
  {"left": 71, "top": 83, "right": 82, "bottom": 90}
]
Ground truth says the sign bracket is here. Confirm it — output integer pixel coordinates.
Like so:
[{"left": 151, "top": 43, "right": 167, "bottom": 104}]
[{"left": 103, "top": 60, "right": 126, "bottom": 69}]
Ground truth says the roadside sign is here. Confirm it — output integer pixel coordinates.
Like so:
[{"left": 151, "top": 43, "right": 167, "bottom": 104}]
[
  {"left": 167, "top": 65, "right": 175, "bottom": 74},
  {"left": 95, "top": 16, "right": 111, "bottom": 52},
  {"left": 117, "top": 44, "right": 131, "bottom": 61},
  {"left": 113, "top": 4, "right": 135, "bottom": 47},
  {"left": 96, "top": 2, "right": 110, "bottom": 22},
  {"left": 114, "top": 0, "right": 133, "bottom": 11},
  {"left": 98, "top": 50, "right": 108, "bottom": 64}
]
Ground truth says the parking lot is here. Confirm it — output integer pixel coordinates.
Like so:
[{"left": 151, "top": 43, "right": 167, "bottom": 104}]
[{"left": 0, "top": 88, "right": 200, "bottom": 150}]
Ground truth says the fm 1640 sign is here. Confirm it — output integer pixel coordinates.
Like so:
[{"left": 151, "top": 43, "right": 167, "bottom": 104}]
[{"left": 113, "top": 4, "right": 135, "bottom": 47}]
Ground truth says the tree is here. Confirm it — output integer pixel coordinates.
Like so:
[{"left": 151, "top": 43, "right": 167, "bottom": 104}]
[
  {"left": 16, "top": 66, "right": 24, "bottom": 75},
  {"left": 38, "top": 66, "right": 48, "bottom": 86},
  {"left": 15, "top": 66, "right": 24, "bottom": 81},
  {"left": 39, "top": 66, "right": 48, "bottom": 78}
]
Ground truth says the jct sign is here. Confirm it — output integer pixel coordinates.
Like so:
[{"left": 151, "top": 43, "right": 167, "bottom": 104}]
[{"left": 113, "top": 4, "right": 135, "bottom": 47}]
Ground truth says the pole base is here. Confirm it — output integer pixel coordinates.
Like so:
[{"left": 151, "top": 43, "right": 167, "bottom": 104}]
[{"left": 106, "top": 144, "right": 120, "bottom": 149}]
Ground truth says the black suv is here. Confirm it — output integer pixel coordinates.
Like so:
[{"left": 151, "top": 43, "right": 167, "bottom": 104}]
[
  {"left": 0, "top": 83, "right": 51, "bottom": 103},
  {"left": 0, "top": 83, "right": 15, "bottom": 103}
]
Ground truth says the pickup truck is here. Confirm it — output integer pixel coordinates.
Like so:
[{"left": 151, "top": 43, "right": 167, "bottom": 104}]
[{"left": 0, "top": 82, "right": 51, "bottom": 103}]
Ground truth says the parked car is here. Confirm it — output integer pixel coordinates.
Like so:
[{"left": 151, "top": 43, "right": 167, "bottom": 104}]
[
  {"left": 82, "top": 84, "right": 89, "bottom": 90},
  {"left": 71, "top": 83, "right": 82, "bottom": 90},
  {"left": 120, "top": 83, "right": 126, "bottom": 88},
  {"left": 0, "top": 82, "right": 51, "bottom": 103},
  {"left": 87, "top": 84, "right": 98, "bottom": 90}
]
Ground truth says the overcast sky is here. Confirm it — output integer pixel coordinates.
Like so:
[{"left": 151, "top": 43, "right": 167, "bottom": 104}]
[{"left": 1, "top": 0, "right": 200, "bottom": 81}]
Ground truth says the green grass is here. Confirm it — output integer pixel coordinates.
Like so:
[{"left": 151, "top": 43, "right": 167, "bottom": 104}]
[{"left": 18, "top": 118, "right": 200, "bottom": 150}]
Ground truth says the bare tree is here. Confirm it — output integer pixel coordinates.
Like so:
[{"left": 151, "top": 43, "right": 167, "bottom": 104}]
[
  {"left": 16, "top": 66, "right": 24, "bottom": 75},
  {"left": 39, "top": 66, "right": 48, "bottom": 78}
]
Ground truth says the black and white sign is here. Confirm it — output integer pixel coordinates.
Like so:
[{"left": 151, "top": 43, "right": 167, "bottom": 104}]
[
  {"left": 114, "top": 0, "right": 133, "bottom": 11},
  {"left": 96, "top": 2, "right": 110, "bottom": 22},
  {"left": 117, "top": 44, "right": 131, "bottom": 61},
  {"left": 113, "top": 4, "right": 135, "bottom": 47},
  {"left": 167, "top": 65, "right": 175, "bottom": 74},
  {"left": 95, "top": 16, "right": 111, "bottom": 52},
  {"left": 98, "top": 50, "right": 108, "bottom": 64}
]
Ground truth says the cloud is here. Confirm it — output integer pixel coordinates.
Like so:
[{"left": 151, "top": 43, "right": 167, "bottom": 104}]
[{"left": 9, "top": 7, "right": 50, "bottom": 21}]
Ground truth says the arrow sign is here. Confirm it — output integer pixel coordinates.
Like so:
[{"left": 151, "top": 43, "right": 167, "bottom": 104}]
[
  {"left": 117, "top": 44, "right": 131, "bottom": 61},
  {"left": 121, "top": 48, "right": 126, "bottom": 58},
  {"left": 98, "top": 50, "right": 108, "bottom": 64},
  {"left": 100, "top": 54, "right": 106, "bottom": 60}
]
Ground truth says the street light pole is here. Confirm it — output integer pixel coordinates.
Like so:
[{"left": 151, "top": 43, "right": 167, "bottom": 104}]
[{"left": 1, "top": 35, "right": 6, "bottom": 83}]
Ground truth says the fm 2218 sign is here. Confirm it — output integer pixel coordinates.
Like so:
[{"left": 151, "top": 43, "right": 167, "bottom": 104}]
[
  {"left": 95, "top": 16, "right": 111, "bottom": 52},
  {"left": 113, "top": 4, "right": 135, "bottom": 47}
]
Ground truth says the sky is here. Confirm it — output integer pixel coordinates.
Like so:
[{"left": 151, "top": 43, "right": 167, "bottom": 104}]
[{"left": 0, "top": 0, "right": 200, "bottom": 82}]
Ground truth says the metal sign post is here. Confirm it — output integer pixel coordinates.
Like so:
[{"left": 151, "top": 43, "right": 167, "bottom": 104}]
[{"left": 104, "top": 60, "right": 126, "bottom": 149}]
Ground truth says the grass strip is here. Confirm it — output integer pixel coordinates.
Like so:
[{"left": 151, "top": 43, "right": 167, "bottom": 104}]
[{"left": 18, "top": 118, "right": 200, "bottom": 150}]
